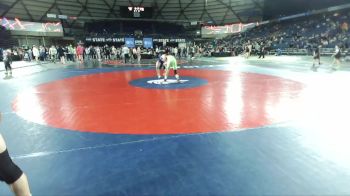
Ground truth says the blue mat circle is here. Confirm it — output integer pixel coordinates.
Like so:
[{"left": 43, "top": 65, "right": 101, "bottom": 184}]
[{"left": 129, "top": 76, "right": 208, "bottom": 89}]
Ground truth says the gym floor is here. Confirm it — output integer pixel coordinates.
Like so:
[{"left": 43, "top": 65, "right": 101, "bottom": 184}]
[{"left": 0, "top": 56, "right": 350, "bottom": 195}]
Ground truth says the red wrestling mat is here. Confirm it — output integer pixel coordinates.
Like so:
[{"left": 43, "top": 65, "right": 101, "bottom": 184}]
[{"left": 13, "top": 70, "right": 304, "bottom": 134}]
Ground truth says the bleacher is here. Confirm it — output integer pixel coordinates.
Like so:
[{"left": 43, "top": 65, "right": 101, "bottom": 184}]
[
  {"left": 85, "top": 20, "right": 186, "bottom": 38},
  {"left": 212, "top": 9, "right": 350, "bottom": 57}
]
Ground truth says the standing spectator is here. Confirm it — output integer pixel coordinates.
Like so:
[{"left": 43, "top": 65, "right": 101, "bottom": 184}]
[
  {"left": 95, "top": 46, "right": 101, "bottom": 61},
  {"left": 49, "top": 45, "right": 57, "bottom": 63},
  {"left": 72, "top": 46, "right": 77, "bottom": 62},
  {"left": 122, "top": 45, "right": 129, "bottom": 64},
  {"left": 258, "top": 43, "right": 265, "bottom": 59},
  {"left": 247, "top": 41, "right": 253, "bottom": 58},
  {"left": 128, "top": 48, "right": 133, "bottom": 63},
  {"left": 57, "top": 46, "right": 66, "bottom": 64},
  {"left": 155, "top": 46, "right": 159, "bottom": 57},
  {"left": 174, "top": 47, "right": 178, "bottom": 58},
  {"left": 104, "top": 45, "right": 111, "bottom": 60},
  {"left": 116, "top": 47, "right": 121, "bottom": 60},
  {"left": 111, "top": 46, "right": 117, "bottom": 60},
  {"left": 27, "top": 48, "right": 32, "bottom": 62},
  {"left": 90, "top": 46, "right": 96, "bottom": 59},
  {"left": 84, "top": 46, "right": 90, "bottom": 60},
  {"left": 45, "top": 47, "right": 49, "bottom": 61},
  {"left": 0, "top": 48, "right": 3, "bottom": 61},
  {"left": 136, "top": 47, "right": 141, "bottom": 63},
  {"left": 341, "top": 22, "right": 348, "bottom": 32},
  {"left": 66, "top": 45, "right": 73, "bottom": 62},
  {"left": 331, "top": 45, "right": 341, "bottom": 71},
  {"left": 3, "top": 49, "right": 12, "bottom": 77},
  {"left": 76, "top": 44, "right": 84, "bottom": 63},
  {"left": 132, "top": 48, "right": 137, "bottom": 63},
  {"left": 39, "top": 46, "right": 45, "bottom": 62},
  {"left": 32, "top": 45, "right": 39, "bottom": 62},
  {"left": 311, "top": 46, "right": 321, "bottom": 71},
  {"left": 17, "top": 48, "right": 24, "bottom": 61}
]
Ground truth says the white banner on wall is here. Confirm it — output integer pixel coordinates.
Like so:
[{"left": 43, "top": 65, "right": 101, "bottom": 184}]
[{"left": 0, "top": 17, "right": 63, "bottom": 36}]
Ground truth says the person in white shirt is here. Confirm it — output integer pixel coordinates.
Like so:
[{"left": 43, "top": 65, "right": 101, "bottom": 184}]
[
  {"left": 95, "top": 46, "right": 101, "bottom": 61},
  {"left": 111, "top": 46, "right": 117, "bottom": 60},
  {"left": 49, "top": 46, "right": 57, "bottom": 63},
  {"left": 84, "top": 47, "right": 90, "bottom": 60},
  {"left": 32, "top": 46, "right": 39, "bottom": 62},
  {"left": 174, "top": 47, "right": 178, "bottom": 58},
  {"left": 132, "top": 48, "right": 137, "bottom": 63},
  {"left": 122, "top": 45, "right": 129, "bottom": 64},
  {"left": 136, "top": 47, "right": 141, "bottom": 63}
]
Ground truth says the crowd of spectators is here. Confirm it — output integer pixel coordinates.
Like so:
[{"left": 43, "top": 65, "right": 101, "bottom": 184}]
[
  {"left": 1, "top": 44, "right": 206, "bottom": 65},
  {"left": 78, "top": 45, "right": 200, "bottom": 62},
  {"left": 85, "top": 20, "right": 191, "bottom": 39},
  {"left": 199, "top": 11, "right": 350, "bottom": 56},
  {"left": 2, "top": 10, "right": 349, "bottom": 64}
]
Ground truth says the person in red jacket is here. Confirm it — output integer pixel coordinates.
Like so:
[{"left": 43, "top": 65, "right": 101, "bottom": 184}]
[{"left": 76, "top": 44, "right": 85, "bottom": 64}]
